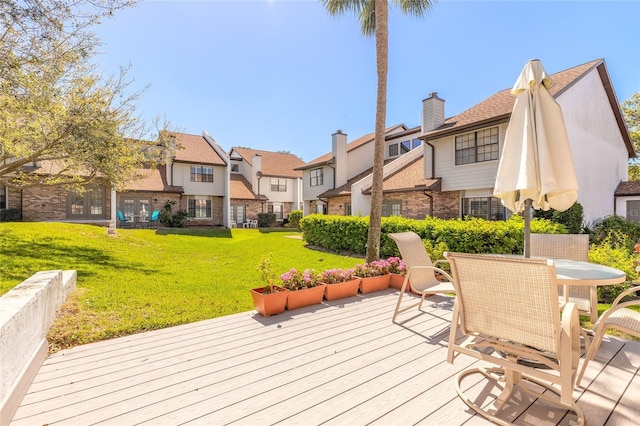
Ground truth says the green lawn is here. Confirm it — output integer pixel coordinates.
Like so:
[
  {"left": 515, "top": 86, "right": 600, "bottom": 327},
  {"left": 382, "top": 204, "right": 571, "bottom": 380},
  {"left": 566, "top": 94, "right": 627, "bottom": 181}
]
[{"left": 0, "top": 223, "right": 361, "bottom": 351}]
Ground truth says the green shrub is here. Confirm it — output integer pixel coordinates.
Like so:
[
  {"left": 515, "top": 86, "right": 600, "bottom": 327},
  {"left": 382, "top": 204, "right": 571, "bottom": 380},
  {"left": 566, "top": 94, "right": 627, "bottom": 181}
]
[
  {"left": 300, "top": 214, "right": 566, "bottom": 256},
  {"left": 533, "top": 202, "right": 584, "bottom": 234},
  {"left": 0, "top": 208, "right": 21, "bottom": 222},
  {"left": 288, "top": 210, "right": 303, "bottom": 228},
  {"left": 589, "top": 233, "right": 638, "bottom": 303},
  {"left": 589, "top": 215, "right": 640, "bottom": 252},
  {"left": 159, "top": 200, "right": 188, "bottom": 227},
  {"left": 257, "top": 213, "right": 276, "bottom": 227}
]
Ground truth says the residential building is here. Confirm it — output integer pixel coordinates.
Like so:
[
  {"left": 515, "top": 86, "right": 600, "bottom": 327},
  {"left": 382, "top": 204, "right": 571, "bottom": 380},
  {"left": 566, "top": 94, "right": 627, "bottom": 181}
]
[
  {"left": 118, "top": 131, "right": 229, "bottom": 227},
  {"left": 229, "top": 148, "right": 304, "bottom": 225},
  {"left": 3, "top": 130, "right": 231, "bottom": 227},
  {"left": 296, "top": 125, "right": 429, "bottom": 218},
  {"left": 421, "top": 59, "right": 633, "bottom": 225},
  {"left": 297, "top": 58, "right": 633, "bottom": 225}
]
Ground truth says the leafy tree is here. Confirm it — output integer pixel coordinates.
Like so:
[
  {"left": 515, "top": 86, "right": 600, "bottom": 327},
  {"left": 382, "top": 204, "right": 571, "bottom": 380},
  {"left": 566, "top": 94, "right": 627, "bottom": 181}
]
[
  {"left": 622, "top": 92, "right": 640, "bottom": 180},
  {"left": 321, "top": 0, "right": 434, "bottom": 262},
  {"left": 0, "top": 0, "right": 173, "bottom": 191}
]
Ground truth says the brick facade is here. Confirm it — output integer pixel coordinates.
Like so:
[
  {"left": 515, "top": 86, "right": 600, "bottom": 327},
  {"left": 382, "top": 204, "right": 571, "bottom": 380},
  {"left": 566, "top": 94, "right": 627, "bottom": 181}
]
[
  {"left": 21, "top": 185, "right": 68, "bottom": 221},
  {"left": 7, "top": 187, "right": 22, "bottom": 210},
  {"left": 327, "top": 195, "right": 351, "bottom": 215},
  {"left": 325, "top": 190, "right": 460, "bottom": 219},
  {"left": 19, "top": 183, "right": 112, "bottom": 222},
  {"left": 232, "top": 199, "right": 265, "bottom": 221}
]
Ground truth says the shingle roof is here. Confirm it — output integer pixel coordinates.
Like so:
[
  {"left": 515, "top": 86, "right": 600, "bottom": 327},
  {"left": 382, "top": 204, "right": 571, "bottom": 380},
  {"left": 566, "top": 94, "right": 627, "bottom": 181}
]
[
  {"left": 423, "top": 59, "right": 603, "bottom": 139},
  {"left": 230, "top": 173, "right": 267, "bottom": 200},
  {"left": 422, "top": 59, "right": 634, "bottom": 158},
  {"left": 171, "top": 132, "right": 226, "bottom": 165},
  {"left": 231, "top": 148, "right": 304, "bottom": 178},
  {"left": 319, "top": 157, "right": 438, "bottom": 198},
  {"left": 362, "top": 156, "right": 441, "bottom": 194},
  {"left": 298, "top": 124, "right": 408, "bottom": 170},
  {"left": 615, "top": 181, "right": 640, "bottom": 196},
  {"left": 123, "top": 166, "right": 183, "bottom": 193}
]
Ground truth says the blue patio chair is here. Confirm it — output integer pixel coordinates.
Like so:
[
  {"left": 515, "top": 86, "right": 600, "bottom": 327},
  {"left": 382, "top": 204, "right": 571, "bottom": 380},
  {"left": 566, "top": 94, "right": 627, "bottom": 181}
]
[
  {"left": 148, "top": 210, "right": 160, "bottom": 228},
  {"left": 117, "top": 210, "right": 132, "bottom": 228}
]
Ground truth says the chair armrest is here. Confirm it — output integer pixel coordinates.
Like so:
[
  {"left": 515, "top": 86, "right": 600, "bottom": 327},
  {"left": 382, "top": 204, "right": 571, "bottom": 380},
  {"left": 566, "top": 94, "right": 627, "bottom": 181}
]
[
  {"left": 406, "top": 265, "right": 454, "bottom": 285},
  {"left": 559, "top": 302, "right": 580, "bottom": 375},
  {"left": 611, "top": 285, "right": 640, "bottom": 307}
]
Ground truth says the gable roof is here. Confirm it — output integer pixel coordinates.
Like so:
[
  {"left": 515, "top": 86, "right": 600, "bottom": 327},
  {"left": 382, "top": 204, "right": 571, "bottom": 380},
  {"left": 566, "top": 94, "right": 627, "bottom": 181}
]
[
  {"left": 230, "top": 173, "right": 268, "bottom": 200},
  {"left": 319, "top": 157, "right": 439, "bottom": 198},
  {"left": 297, "top": 124, "right": 409, "bottom": 170},
  {"left": 423, "top": 59, "right": 634, "bottom": 158},
  {"left": 171, "top": 132, "right": 226, "bottom": 165},
  {"left": 231, "top": 148, "right": 305, "bottom": 178},
  {"left": 615, "top": 181, "right": 640, "bottom": 196},
  {"left": 124, "top": 166, "right": 183, "bottom": 193},
  {"left": 362, "top": 156, "right": 440, "bottom": 194}
]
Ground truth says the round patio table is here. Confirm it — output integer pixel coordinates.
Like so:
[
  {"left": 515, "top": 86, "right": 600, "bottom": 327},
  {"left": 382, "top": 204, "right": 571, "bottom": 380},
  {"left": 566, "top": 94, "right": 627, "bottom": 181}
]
[{"left": 552, "top": 259, "right": 626, "bottom": 286}]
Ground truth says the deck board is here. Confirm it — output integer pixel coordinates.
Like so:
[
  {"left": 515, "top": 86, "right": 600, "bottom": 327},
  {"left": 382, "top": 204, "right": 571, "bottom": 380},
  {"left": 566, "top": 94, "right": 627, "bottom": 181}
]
[{"left": 10, "top": 289, "right": 640, "bottom": 425}]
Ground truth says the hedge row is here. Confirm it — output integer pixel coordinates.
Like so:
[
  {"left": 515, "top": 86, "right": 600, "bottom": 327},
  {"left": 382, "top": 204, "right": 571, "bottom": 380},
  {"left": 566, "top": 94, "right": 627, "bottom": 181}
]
[{"left": 299, "top": 214, "right": 566, "bottom": 257}]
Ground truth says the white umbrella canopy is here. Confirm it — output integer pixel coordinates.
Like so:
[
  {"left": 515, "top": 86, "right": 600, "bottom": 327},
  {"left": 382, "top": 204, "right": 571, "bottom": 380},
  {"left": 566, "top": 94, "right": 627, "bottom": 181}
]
[{"left": 493, "top": 59, "right": 579, "bottom": 257}]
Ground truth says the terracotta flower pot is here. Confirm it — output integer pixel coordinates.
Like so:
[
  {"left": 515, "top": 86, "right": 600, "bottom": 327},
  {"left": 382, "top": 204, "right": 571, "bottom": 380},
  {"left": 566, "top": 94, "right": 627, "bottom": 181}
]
[
  {"left": 322, "top": 278, "right": 361, "bottom": 301},
  {"left": 250, "top": 286, "right": 289, "bottom": 316},
  {"left": 286, "top": 284, "right": 326, "bottom": 310},
  {"left": 359, "top": 275, "right": 390, "bottom": 294},
  {"left": 388, "top": 273, "right": 411, "bottom": 291}
]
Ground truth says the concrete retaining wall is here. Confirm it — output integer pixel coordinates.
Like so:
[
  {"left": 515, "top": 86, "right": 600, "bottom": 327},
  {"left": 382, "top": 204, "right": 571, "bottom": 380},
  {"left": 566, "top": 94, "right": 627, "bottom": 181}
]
[{"left": 0, "top": 270, "right": 76, "bottom": 425}]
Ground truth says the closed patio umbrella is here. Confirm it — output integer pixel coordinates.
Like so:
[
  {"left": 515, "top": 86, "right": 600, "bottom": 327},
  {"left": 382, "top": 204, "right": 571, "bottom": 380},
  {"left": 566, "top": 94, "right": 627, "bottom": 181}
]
[{"left": 493, "top": 59, "right": 579, "bottom": 257}]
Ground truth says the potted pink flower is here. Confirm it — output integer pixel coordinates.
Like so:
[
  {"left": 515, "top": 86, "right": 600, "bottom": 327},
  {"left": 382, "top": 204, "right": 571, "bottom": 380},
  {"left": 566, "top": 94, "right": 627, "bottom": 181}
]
[
  {"left": 320, "top": 268, "right": 360, "bottom": 301},
  {"left": 354, "top": 260, "right": 391, "bottom": 294},
  {"left": 280, "top": 268, "right": 326, "bottom": 310},
  {"left": 386, "top": 257, "right": 410, "bottom": 291}
]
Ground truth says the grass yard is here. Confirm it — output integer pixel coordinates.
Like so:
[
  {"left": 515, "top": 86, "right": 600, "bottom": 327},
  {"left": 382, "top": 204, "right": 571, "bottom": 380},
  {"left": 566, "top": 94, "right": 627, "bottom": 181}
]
[{"left": 0, "top": 223, "right": 361, "bottom": 352}]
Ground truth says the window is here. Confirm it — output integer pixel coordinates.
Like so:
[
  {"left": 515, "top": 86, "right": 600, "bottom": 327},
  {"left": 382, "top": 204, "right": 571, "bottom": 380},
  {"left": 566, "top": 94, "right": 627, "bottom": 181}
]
[
  {"left": 231, "top": 164, "right": 239, "bottom": 172},
  {"left": 231, "top": 204, "right": 245, "bottom": 224},
  {"left": 268, "top": 202, "right": 284, "bottom": 220},
  {"left": 390, "top": 139, "right": 421, "bottom": 158},
  {"left": 627, "top": 201, "right": 640, "bottom": 224},
  {"left": 310, "top": 168, "right": 323, "bottom": 186},
  {"left": 190, "top": 165, "right": 214, "bottom": 182},
  {"left": 462, "top": 197, "right": 507, "bottom": 220},
  {"left": 270, "top": 178, "right": 287, "bottom": 192},
  {"left": 68, "top": 187, "right": 105, "bottom": 219},
  {"left": 0, "top": 183, "right": 5, "bottom": 209},
  {"left": 381, "top": 200, "right": 402, "bottom": 217},
  {"left": 188, "top": 197, "right": 211, "bottom": 218},
  {"left": 345, "top": 203, "right": 352, "bottom": 216},
  {"left": 455, "top": 127, "right": 499, "bottom": 165}
]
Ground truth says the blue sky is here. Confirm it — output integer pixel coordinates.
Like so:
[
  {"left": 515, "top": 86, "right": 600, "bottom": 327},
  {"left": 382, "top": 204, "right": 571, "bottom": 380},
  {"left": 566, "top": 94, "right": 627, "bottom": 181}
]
[{"left": 94, "top": 0, "right": 640, "bottom": 162}]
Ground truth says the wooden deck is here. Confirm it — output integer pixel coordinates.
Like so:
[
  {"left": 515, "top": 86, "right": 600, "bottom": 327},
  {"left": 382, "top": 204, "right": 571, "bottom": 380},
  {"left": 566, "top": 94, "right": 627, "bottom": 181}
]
[{"left": 10, "top": 290, "right": 640, "bottom": 425}]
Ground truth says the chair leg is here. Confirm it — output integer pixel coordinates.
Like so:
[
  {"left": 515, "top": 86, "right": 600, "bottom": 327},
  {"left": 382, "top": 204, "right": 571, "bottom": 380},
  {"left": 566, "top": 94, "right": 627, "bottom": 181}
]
[
  {"left": 575, "top": 327, "right": 606, "bottom": 387},
  {"left": 392, "top": 275, "right": 411, "bottom": 322}
]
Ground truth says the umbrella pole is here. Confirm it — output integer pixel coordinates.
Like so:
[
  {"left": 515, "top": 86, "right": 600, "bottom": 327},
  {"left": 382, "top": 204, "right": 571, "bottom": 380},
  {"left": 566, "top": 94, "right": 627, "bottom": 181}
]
[{"left": 524, "top": 199, "right": 531, "bottom": 258}]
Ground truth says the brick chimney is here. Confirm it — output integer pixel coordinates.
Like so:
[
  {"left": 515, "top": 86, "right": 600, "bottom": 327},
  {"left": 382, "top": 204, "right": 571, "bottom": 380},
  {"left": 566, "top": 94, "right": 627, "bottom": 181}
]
[
  {"left": 332, "top": 130, "right": 348, "bottom": 187},
  {"left": 422, "top": 92, "right": 445, "bottom": 132}
]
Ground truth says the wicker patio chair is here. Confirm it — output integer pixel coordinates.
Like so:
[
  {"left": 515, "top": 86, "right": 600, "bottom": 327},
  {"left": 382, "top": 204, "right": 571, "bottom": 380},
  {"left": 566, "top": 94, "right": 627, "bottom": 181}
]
[
  {"left": 576, "top": 285, "right": 640, "bottom": 386},
  {"left": 530, "top": 233, "right": 597, "bottom": 323},
  {"left": 446, "top": 252, "right": 583, "bottom": 425},
  {"left": 388, "top": 232, "right": 455, "bottom": 322}
]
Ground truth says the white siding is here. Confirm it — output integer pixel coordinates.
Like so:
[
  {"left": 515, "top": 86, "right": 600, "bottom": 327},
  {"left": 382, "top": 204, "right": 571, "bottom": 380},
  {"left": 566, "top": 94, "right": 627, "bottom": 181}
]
[
  {"left": 302, "top": 166, "right": 334, "bottom": 201},
  {"left": 172, "top": 163, "right": 225, "bottom": 196},
  {"left": 433, "top": 123, "right": 508, "bottom": 192},
  {"left": 260, "top": 177, "right": 297, "bottom": 202},
  {"left": 558, "top": 69, "right": 629, "bottom": 224}
]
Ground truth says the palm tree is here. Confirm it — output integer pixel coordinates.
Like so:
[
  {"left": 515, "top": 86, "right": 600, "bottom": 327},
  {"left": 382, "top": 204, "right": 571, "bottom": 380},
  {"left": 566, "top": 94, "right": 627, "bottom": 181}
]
[{"left": 321, "top": 0, "right": 434, "bottom": 262}]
